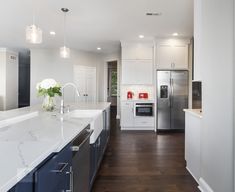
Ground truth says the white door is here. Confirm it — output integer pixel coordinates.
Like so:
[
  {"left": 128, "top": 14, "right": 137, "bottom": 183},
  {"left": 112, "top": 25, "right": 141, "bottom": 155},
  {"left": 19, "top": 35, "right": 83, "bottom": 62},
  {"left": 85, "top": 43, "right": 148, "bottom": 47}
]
[
  {"left": 73, "top": 65, "right": 96, "bottom": 102},
  {"left": 85, "top": 67, "right": 96, "bottom": 102}
]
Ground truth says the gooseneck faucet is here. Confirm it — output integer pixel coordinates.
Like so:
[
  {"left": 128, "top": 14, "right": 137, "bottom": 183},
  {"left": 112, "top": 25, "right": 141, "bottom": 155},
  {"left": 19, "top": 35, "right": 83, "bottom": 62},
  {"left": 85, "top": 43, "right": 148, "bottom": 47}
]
[{"left": 60, "top": 83, "right": 80, "bottom": 114}]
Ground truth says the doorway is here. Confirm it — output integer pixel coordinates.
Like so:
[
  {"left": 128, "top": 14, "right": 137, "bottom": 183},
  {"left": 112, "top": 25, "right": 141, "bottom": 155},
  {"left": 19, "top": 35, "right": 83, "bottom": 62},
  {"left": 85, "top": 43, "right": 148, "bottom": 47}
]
[
  {"left": 18, "top": 50, "right": 30, "bottom": 108},
  {"left": 107, "top": 61, "right": 117, "bottom": 107}
]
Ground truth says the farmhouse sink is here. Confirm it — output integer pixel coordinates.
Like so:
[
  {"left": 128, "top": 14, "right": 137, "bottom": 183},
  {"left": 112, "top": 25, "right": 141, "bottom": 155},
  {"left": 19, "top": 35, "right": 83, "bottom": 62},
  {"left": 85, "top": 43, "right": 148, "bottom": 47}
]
[
  {"left": 67, "top": 110, "right": 103, "bottom": 144},
  {"left": 0, "top": 111, "right": 39, "bottom": 129}
]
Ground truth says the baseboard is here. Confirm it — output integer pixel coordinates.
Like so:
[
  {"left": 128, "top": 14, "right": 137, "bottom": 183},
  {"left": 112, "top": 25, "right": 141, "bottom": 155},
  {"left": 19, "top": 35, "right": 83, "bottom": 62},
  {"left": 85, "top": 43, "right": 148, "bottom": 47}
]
[
  {"left": 121, "top": 127, "right": 155, "bottom": 131},
  {"left": 116, "top": 115, "right": 120, "bottom": 119},
  {"left": 186, "top": 167, "right": 199, "bottom": 184},
  {"left": 198, "top": 178, "right": 214, "bottom": 192}
]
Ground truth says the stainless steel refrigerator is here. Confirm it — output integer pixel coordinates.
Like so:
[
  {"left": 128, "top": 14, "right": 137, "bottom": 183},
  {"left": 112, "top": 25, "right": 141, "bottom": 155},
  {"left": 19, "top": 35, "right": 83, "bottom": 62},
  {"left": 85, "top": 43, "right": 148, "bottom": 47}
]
[{"left": 157, "top": 70, "right": 188, "bottom": 130}]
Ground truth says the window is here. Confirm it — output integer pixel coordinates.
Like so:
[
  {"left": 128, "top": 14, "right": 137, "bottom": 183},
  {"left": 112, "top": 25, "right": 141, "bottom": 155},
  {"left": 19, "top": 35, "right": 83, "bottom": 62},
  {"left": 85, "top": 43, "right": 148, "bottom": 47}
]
[{"left": 110, "top": 70, "right": 117, "bottom": 96}]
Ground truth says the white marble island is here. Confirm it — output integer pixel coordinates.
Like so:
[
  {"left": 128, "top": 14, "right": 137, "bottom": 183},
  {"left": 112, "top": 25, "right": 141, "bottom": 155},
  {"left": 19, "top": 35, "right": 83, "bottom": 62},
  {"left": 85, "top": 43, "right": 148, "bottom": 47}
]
[{"left": 0, "top": 102, "right": 110, "bottom": 192}]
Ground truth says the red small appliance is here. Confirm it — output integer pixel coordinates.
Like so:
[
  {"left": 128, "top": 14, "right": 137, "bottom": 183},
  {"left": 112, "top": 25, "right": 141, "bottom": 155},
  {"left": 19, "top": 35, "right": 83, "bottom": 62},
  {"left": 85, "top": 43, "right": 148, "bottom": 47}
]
[
  {"left": 127, "top": 91, "right": 134, "bottom": 99},
  {"left": 139, "top": 92, "right": 148, "bottom": 99}
]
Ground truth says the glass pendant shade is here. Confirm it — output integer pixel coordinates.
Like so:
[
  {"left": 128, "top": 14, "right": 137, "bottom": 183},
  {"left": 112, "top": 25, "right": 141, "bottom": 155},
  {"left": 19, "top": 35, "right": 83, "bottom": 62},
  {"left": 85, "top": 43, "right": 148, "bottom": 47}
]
[
  {"left": 26, "top": 24, "right": 42, "bottom": 44},
  {"left": 60, "top": 46, "right": 70, "bottom": 58}
]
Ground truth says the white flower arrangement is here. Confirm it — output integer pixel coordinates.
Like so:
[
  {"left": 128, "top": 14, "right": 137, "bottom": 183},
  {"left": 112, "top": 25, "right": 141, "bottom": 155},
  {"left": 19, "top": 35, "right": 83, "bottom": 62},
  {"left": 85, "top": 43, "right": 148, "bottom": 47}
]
[{"left": 36, "top": 79, "right": 62, "bottom": 97}]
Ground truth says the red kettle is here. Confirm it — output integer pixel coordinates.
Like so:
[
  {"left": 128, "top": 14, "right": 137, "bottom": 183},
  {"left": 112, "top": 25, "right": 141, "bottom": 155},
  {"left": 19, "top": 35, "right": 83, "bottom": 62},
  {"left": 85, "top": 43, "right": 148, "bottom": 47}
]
[{"left": 127, "top": 91, "right": 134, "bottom": 99}]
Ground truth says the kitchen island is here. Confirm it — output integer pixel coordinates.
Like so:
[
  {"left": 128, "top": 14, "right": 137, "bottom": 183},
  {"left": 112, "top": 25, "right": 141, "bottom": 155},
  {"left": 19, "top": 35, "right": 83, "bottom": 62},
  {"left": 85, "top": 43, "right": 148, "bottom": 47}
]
[{"left": 0, "top": 102, "right": 110, "bottom": 192}]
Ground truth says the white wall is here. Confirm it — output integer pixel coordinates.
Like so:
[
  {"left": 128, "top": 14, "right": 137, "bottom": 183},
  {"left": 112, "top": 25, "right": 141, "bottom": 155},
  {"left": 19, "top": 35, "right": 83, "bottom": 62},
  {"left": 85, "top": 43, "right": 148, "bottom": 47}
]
[
  {"left": 0, "top": 48, "right": 18, "bottom": 111},
  {"left": 198, "top": 0, "right": 234, "bottom": 191},
  {"left": 30, "top": 48, "right": 104, "bottom": 105},
  {"left": 102, "top": 50, "right": 121, "bottom": 118},
  {"left": 0, "top": 50, "right": 6, "bottom": 110}
]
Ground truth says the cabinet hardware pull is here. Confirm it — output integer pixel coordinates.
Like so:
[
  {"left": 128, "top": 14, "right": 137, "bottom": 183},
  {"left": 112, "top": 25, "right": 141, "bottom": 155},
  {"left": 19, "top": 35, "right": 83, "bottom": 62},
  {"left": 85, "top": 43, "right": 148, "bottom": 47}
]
[
  {"left": 66, "top": 166, "right": 73, "bottom": 192},
  {"left": 71, "top": 146, "right": 80, "bottom": 152},
  {"left": 51, "top": 162, "right": 68, "bottom": 173}
]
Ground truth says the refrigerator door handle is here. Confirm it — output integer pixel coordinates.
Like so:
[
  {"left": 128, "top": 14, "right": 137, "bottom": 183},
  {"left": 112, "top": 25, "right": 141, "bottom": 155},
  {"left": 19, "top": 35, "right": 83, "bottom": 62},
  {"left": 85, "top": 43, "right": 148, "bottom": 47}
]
[
  {"left": 171, "top": 79, "right": 174, "bottom": 108},
  {"left": 168, "top": 82, "right": 171, "bottom": 107}
]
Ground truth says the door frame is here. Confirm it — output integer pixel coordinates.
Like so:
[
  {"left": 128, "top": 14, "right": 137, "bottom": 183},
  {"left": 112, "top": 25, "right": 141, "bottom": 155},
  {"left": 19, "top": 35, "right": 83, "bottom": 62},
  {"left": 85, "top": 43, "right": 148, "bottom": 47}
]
[{"left": 103, "top": 56, "right": 121, "bottom": 119}]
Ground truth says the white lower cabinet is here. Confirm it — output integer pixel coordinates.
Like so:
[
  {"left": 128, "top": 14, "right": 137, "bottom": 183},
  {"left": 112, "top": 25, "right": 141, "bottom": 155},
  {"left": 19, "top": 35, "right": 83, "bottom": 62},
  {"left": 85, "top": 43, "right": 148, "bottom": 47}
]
[
  {"left": 185, "top": 112, "right": 201, "bottom": 182},
  {"left": 134, "top": 117, "right": 154, "bottom": 128},
  {"left": 121, "top": 101, "right": 134, "bottom": 127},
  {"left": 121, "top": 101, "right": 154, "bottom": 130}
]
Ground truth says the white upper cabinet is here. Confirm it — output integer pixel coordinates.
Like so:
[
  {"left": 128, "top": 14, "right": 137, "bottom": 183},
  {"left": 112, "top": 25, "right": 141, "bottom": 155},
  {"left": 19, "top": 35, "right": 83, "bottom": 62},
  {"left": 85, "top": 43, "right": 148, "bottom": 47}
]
[
  {"left": 122, "top": 44, "right": 153, "bottom": 60},
  {"left": 156, "top": 39, "right": 190, "bottom": 70},
  {"left": 121, "top": 59, "right": 153, "bottom": 85},
  {"left": 121, "top": 42, "right": 154, "bottom": 85}
]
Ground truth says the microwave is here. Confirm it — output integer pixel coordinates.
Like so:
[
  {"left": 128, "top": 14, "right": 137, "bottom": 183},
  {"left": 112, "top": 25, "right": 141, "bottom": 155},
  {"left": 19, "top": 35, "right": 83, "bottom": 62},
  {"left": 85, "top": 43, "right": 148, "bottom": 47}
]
[{"left": 134, "top": 103, "right": 154, "bottom": 117}]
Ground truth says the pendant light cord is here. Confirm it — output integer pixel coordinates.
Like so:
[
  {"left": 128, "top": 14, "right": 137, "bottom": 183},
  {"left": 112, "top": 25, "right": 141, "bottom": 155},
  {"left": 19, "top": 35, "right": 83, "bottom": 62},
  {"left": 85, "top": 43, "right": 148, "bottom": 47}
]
[
  {"left": 32, "top": 0, "right": 36, "bottom": 25},
  {"left": 63, "top": 11, "right": 66, "bottom": 47}
]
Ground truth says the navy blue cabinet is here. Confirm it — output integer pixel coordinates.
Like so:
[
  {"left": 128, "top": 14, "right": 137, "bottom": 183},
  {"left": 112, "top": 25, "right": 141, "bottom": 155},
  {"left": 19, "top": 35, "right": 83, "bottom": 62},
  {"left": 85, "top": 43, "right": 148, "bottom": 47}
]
[
  {"left": 89, "top": 141, "right": 97, "bottom": 186},
  {"left": 9, "top": 144, "right": 72, "bottom": 192},
  {"left": 35, "top": 144, "right": 72, "bottom": 192},
  {"left": 89, "top": 108, "right": 110, "bottom": 190},
  {"left": 8, "top": 172, "right": 34, "bottom": 192}
]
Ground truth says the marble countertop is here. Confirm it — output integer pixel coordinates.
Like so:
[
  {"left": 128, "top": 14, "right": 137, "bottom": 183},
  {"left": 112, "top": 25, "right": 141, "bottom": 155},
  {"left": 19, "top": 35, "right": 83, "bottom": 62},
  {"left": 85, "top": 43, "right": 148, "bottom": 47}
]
[
  {"left": 183, "top": 109, "right": 202, "bottom": 118},
  {"left": 0, "top": 102, "right": 110, "bottom": 192}
]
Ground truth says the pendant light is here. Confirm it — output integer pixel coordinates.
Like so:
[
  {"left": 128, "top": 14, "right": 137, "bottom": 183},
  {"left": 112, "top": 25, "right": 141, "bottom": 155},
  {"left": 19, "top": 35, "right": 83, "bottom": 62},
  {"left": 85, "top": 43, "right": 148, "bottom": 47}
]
[
  {"left": 60, "top": 8, "right": 70, "bottom": 58},
  {"left": 26, "top": 1, "right": 42, "bottom": 44}
]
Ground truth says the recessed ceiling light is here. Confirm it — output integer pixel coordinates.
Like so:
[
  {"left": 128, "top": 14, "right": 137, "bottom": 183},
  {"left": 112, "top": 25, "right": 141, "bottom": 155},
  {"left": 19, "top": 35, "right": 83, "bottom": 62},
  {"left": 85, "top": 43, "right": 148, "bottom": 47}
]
[
  {"left": 50, "top": 31, "right": 56, "bottom": 36},
  {"left": 97, "top": 47, "right": 101, "bottom": 50},
  {"left": 172, "top": 33, "right": 179, "bottom": 36},
  {"left": 139, "top": 35, "right": 144, "bottom": 39}
]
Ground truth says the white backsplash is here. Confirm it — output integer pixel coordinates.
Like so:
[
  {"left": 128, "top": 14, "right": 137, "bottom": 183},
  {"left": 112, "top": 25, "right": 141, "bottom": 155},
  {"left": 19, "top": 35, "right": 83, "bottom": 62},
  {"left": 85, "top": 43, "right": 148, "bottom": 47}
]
[{"left": 121, "top": 85, "right": 154, "bottom": 100}]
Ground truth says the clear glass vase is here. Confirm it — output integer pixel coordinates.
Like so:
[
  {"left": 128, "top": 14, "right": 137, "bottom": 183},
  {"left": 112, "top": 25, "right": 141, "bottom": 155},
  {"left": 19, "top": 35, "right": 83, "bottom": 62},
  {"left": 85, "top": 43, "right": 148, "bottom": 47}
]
[{"left": 42, "top": 95, "right": 55, "bottom": 111}]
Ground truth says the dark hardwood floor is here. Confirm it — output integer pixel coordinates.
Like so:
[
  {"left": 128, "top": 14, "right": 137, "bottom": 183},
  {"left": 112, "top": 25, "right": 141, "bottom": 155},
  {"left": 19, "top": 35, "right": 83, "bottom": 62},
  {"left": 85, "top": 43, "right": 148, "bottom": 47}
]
[{"left": 92, "top": 107, "right": 199, "bottom": 192}]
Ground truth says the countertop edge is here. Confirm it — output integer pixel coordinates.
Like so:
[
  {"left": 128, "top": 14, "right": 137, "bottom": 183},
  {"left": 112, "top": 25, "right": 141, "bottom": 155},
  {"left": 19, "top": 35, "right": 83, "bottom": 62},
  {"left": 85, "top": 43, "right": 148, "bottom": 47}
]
[{"left": 183, "top": 109, "right": 202, "bottom": 119}]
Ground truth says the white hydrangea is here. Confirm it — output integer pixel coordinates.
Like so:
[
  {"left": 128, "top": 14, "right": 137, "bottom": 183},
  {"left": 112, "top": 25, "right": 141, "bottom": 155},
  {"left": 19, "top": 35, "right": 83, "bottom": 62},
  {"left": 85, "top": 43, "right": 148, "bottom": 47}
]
[{"left": 37, "top": 79, "right": 58, "bottom": 90}]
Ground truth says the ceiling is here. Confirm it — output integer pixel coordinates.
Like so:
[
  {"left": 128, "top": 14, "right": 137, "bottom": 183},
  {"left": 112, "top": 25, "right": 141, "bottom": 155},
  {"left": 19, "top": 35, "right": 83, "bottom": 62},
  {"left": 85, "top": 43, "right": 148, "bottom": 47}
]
[{"left": 0, "top": 0, "right": 193, "bottom": 53}]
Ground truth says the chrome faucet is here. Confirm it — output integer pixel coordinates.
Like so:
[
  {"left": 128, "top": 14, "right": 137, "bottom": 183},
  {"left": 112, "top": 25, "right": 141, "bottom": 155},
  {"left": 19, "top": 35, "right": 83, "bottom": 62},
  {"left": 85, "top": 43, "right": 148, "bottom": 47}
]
[{"left": 60, "top": 83, "right": 80, "bottom": 114}]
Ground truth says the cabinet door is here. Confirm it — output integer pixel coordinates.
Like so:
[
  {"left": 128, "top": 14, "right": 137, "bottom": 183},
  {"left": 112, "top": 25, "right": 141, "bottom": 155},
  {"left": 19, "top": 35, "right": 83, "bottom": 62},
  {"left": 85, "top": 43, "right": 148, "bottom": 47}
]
[
  {"left": 157, "top": 44, "right": 188, "bottom": 69},
  {"left": 122, "top": 60, "right": 153, "bottom": 84},
  {"left": 35, "top": 145, "right": 72, "bottom": 192},
  {"left": 157, "top": 45, "right": 173, "bottom": 69},
  {"left": 9, "top": 172, "right": 34, "bottom": 192},
  {"left": 122, "top": 46, "right": 153, "bottom": 60},
  {"left": 171, "top": 45, "right": 188, "bottom": 69},
  {"left": 185, "top": 113, "right": 201, "bottom": 181},
  {"left": 121, "top": 102, "right": 134, "bottom": 127},
  {"left": 89, "top": 143, "right": 97, "bottom": 187}
]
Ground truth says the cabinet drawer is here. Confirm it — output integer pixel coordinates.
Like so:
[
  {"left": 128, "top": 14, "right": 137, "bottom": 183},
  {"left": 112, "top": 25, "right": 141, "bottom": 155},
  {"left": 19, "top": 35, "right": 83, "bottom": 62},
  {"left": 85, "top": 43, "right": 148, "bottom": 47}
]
[
  {"left": 134, "top": 117, "right": 154, "bottom": 127},
  {"left": 35, "top": 145, "right": 72, "bottom": 192}
]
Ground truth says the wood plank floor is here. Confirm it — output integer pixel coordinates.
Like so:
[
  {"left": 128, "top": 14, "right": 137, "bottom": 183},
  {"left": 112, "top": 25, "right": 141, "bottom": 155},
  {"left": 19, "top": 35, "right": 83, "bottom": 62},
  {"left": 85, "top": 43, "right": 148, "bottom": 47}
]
[{"left": 92, "top": 108, "right": 199, "bottom": 192}]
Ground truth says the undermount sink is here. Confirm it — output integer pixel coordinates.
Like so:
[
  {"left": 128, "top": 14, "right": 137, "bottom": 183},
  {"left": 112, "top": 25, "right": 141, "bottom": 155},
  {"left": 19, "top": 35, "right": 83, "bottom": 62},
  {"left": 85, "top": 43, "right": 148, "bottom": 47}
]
[
  {"left": 0, "top": 111, "right": 39, "bottom": 129},
  {"left": 67, "top": 110, "right": 103, "bottom": 144}
]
